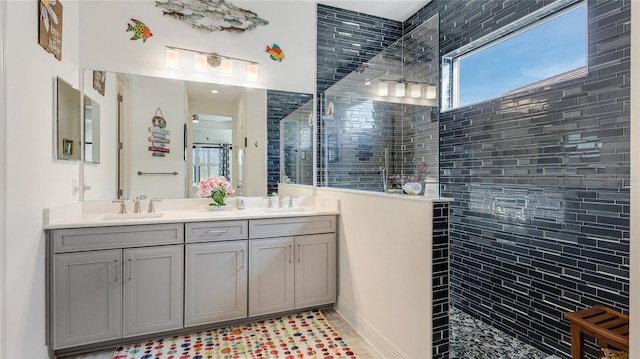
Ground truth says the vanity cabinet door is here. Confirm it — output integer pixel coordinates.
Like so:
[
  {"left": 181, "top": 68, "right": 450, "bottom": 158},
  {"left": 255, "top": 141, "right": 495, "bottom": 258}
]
[
  {"left": 123, "top": 245, "right": 184, "bottom": 337},
  {"left": 294, "top": 233, "right": 336, "bottom": 309},
  {"left": 53, "top": 250, "right": 122, "bottom": 349},
  {"left": 185, "top": 241, "right": 247, "bottom": 326},
  {"left": 249, "top": 237, "right": 295, "bottom": 316}
]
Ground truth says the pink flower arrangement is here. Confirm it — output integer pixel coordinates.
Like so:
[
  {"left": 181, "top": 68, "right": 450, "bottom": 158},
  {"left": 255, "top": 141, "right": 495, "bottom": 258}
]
[{"left": 197, "top": 176, "right": 235, "bottom": 207}]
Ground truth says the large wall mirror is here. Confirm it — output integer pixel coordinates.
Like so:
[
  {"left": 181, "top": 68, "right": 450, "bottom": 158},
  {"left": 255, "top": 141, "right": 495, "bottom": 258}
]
[
  {"left": 81, "top": 69, "right": 314, "bottom": 201},
  {"left": 84, "top": 95, "right": 100, "bottom": 163},
  {"left": 56, "top": 77, "right": 81, "bottom": 161}
]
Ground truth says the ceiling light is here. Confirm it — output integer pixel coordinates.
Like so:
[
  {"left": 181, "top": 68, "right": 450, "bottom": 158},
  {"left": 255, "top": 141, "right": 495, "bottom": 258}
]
[
  {"left": 165, "top": 49, "right": 180, "bottom": 68},
  {"left": 395, "top": 83, "right": 405, "bottom": 97},
  {"left": 194, "top": 54, "right": 208, "bottom": 72},
  {"left": 410, "top": 84, "right": 421, "bottom": 98},
  {"left": 378, "top": 82, "right": 388, "bottom": 96},
  {"left": 426, "top": 85, "right": 437, "bottom": 99},
  {"left": 221, "top": 59, "right": 234, "bottom": 77},
  {"left": 211, "top": 90, "right": 219, "bottom": 94},
  {"left": 246, "top": 63, "right": 259, "bottom": 82}
]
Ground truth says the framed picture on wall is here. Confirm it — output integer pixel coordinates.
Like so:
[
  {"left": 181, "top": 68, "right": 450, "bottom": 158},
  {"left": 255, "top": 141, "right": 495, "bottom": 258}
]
[{"left": 38, "top": 0, "right": 63, "bottom": 61}]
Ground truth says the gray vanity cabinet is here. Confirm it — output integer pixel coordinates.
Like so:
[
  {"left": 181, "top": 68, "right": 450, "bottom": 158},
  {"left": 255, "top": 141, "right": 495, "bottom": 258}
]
[
  {"left": 185, "top": 241, "right": 248, "bottom": 326},
  {"left": 53, "top": 249, "right": 123, "bottom": 349},
  {"left": 122, "top": 245, "right": 184, "bottom": 337},
  {"left": 294, "top": 233, "right": 336, "bottom": 309},
  {"left": 184, "top": 220, "right": 249, "bottom": 327},
  {"left": 50, "top": 224, "right": 183, "bottom": 350},
  {"left": 248, "top": 216, "right": 336, "bottom": 317},
  {"left": 248, "top": 237, "right": 296, "bottom": 316}
]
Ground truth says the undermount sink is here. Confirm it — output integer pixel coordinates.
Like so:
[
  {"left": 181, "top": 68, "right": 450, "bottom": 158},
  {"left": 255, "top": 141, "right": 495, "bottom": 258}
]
[
  {"left": 262, "top": 207, "right": 308, "bottom": 213},
  {"left": 96, "top": 212, "right": 165, "bottom": 220}
]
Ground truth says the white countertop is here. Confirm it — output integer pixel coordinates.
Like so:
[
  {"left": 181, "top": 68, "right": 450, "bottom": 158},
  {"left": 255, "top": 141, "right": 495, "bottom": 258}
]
[{"left": 44, "top": 197, "right": 339, "bottom": 229}]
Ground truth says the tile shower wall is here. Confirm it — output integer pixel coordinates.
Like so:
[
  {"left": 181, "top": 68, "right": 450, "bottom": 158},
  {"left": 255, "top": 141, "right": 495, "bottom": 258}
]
[
  {"left": 317, "top": 6, "right": 439, "bottom": 191},
  {"left": 432, "top": 202, "right": 450, "bottom": 359},
  {"left": 408, "top": 0, "right": 630, "bottom": 358},
  {"left": 266, "top": 90, "right": 313, "bottom": 194},
  {"left": 317, "top": 5, "right": 402, "bottom": 190}
]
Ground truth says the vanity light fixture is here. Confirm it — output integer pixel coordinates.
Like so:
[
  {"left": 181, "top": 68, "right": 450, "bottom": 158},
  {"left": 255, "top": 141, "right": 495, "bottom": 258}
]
[
  {"left": 246, "top": 63, "right": 259, "bottom": 82},
  {"left": 395, "top": 83, "right": 406, "bottom": 97},
  {"left": 165, "top": 46, "right": 259, "bottom": 81},
  {"left": 378, "top": 82, "right": 388, "bottom": 96},
  {"left": 165, "top": 48, "right": 180, "bottom": 68},
  {"left": 194, "top": 54, "right": 208, "bottom": 72},
  {"left": 221, "top": 59, "right": 234, "bottom": 77},
  {"left": 426, "top": 85, "right": 437, "bottom": 99},
  {"left": 410, "top": 84, "right": 422, "bottom": 98}
]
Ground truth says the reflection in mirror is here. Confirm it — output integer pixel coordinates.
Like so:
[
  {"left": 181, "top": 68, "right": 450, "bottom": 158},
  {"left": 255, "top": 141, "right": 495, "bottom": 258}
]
[
  {"left": 56, "top": 77, "right": 81, "bottom": 160},
  {"left": 82, "top": 70, "right": 314, "bottom": 200},
  {"left": 266, "top": 91, "right": 314, "bottom": 194},
  {"left": 84, "top": 95, "right": 100, "bottom": 163},
  {"left": 280, "top": 100, "right": 314, "bottom": 187}
]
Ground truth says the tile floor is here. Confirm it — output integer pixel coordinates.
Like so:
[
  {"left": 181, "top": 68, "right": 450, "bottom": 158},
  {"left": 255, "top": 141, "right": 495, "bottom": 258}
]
[
  {"left": 450, "top": 307, "right": 560, "bottom": 359},
  {"left": 61, "top": 307, "right": 559, "bottom": 359}
]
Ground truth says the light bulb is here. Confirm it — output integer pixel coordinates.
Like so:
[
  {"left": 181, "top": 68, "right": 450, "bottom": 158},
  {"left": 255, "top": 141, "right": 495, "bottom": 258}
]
[
  {"left": 426, "top": 85, "right": 437, "bottom": 99},
  {"left": 410, "top": 84, "right": 421, "bottom": 98},
  {"left": 395, "top": 83, "right": 405, "bottom": 97},
  {"left": 194, "top": 54, "right": 208, "bottom": 72},
  {"left": 246, "top": 63, "right": 259, "bottom": 82},
  {"left": 221, "top": 59, "right": 234, "bottom": 77},
  {"left": 378, "top": 82, "right": 388, "bottom": 96},
  {"left": 166, "top": 49, "right": 180, "bottom": 68}
]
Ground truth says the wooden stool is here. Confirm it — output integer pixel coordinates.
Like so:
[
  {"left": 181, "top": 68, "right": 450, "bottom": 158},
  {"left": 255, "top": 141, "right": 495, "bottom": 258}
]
[{"left": 564, "top": 305, "right": 629, "bottom": 359}]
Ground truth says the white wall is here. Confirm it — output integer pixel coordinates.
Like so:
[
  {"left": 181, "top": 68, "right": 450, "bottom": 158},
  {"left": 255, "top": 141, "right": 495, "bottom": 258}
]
[
  {"left": 280, "top": 185, "right": 435, "bottom": 359},
  {"left": 127, "top": 76, "right": 187, "bottom": 199},
  {"left": 4, "top": 1, "right": 81, "bottom": 358},
  {"left": 79, "top": 1, "right": 316, "bottom": 94},
  {"left": 77, "top": 0, "right": 316, "bottom": 200}
]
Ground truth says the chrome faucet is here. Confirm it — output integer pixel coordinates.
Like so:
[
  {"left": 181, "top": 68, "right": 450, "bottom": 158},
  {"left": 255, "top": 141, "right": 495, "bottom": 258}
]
[
  {"left": 133, "top": 195, "right": 146, "bottom": 214},
  {"left": 112, "top": 200, "right": 127, "bottom": 214},
  {"left": 278, "top": 195, "right": 288, "bottom": 208},
  {"left": 263, "top": 195, "right": 274, "bottom": 208},
  {"left": 148, "top": 198, "right": 161, "bottom": 213}
]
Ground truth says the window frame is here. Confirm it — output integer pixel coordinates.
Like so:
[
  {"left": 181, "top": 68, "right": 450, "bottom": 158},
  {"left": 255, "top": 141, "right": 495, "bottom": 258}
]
[{"left": 441, "top": 0, "right": 587, "bottom": 111}]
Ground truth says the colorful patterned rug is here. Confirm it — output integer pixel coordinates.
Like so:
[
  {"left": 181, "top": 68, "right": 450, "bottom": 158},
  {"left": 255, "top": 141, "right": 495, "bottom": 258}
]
[{"left": 112, "top": 310, "right": 358, "bottom": 359}]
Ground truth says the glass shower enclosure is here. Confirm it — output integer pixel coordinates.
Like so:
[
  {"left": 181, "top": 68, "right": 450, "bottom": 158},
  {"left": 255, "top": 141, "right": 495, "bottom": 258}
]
[{"left": 317, "top": 14, "right": 440, "bottom": 196}]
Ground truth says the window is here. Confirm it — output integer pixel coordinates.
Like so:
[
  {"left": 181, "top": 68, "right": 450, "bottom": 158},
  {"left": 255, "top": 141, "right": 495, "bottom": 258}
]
[{"left": 442, "top": 0, "right": 586, "bottom": 110}]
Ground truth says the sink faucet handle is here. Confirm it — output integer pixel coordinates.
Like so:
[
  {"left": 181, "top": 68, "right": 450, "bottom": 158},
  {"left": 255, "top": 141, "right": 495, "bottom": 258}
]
[
  {"left": 262, "top": 196, "right": 274, "bottom": 208},
  {"left": 112, "top": 200, "right": 127, "bottom": 214},
  {"left": 278, "top": 194, "right": 288, "bottom": 208},
  {"left": 133, "top": 195, "right": 146, "bottom": 214},
  {"left": 288, "top": 196, "right": 298, "bottom": 208},
  {"left": 148, "top": 198, "right": 162, "bottom": 213}
]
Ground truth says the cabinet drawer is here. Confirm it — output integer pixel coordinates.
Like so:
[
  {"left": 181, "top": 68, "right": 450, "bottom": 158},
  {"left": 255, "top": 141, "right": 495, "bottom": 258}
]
[
  {"left": 249, "top": 216, "right": 336, "bottom": 239},
  {"left": 186, "top": 220, "right": 248, "bottom": 243},
  {"left": 53, "top": 224, "right": 183, "bottom": 253}
]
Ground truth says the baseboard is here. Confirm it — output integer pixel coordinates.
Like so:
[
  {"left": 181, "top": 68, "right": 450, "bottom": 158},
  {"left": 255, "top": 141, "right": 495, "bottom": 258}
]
[{"left": 334, "top": 299, "right": 408, "bottom": 359}]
